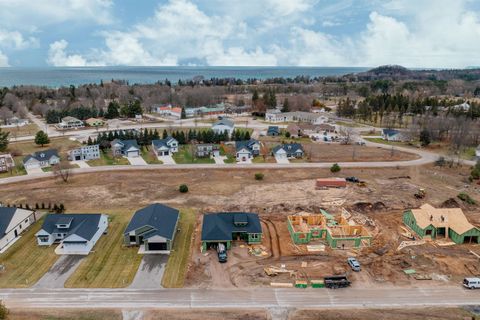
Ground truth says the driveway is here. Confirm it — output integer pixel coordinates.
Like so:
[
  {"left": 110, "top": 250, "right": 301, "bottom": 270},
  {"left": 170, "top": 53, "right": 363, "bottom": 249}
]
[
  {"left": 275, "top": 156, "right": 290, "bottom": 164},
  {"left": 35, "top": 255, "right": 84, "bottom": 288},
  {"left": 25, "top": 167, "right": 44, "bottom": 175},
  {"left": 127, "top": 156, "right": 147, "bottom": 166},
  {"left": 70, "top": 160, "right": 90, "bottom": 168},
  {"left": 213, "top": 155, "right": 227, "bottom": 164},
  {"left": 129, "top": 255, "right": 168, "bottom": 289},
  {"left": 158, "top": 155, "right": 176, "bottom": 164}
]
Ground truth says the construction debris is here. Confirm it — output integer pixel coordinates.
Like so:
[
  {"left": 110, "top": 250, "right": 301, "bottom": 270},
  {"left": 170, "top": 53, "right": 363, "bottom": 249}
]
[
  {"left": 414, "top": 274, "right": 432, "bottom": 280},
  {"left": 397, "top": 240, "right": 426, "bottom": 251},
  {"left": 403, "top": 269, "right": 416, "bottom": 275},
  {"left": 270, "top": 282, "right": 294, "bottom": 288},
  {"left": 264, "top": 266, "right": 296, "bottom": 277},
  {"left": 307, "top": 244, "right": 325, "bottom": 252},
  {"left": 248, "top": 245, "right": 268, "bottom": 257},
  {"left": 470, "top": 250, "right": 480, "bottom": 259}
]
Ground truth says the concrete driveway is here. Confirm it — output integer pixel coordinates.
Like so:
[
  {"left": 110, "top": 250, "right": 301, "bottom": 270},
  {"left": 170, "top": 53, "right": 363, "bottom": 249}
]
[
  {"left": 25, "top": 167, "right": 44, "bottom": 175},
  {"left": 158, "top": 155, "right": 176, "bottom": 164},
  {"left": 213, "top": 155, "right": 227, "bottom": 164},
  {"left": 70, "top": 160, "right": 90, "bottom": 168},
  {"left": 129, "top": 255, "right": 168, "bottom": 289},
  {"left": 275, "top": 156, "right": 290, "bottom": 164},
  {"left": 127, "top": 156, "right": 147, "bottom": 166},
  {"left": 35, "top": 255, "right": 84, "bottom": 288}
]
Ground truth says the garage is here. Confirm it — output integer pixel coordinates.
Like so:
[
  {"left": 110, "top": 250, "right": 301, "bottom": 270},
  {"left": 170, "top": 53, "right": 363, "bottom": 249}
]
[
  {"left": 147, "top": 242, "right": 167, "bottom": 251},
  {"left": 127, "top": 150, "right": 139, "bottom": 157}
]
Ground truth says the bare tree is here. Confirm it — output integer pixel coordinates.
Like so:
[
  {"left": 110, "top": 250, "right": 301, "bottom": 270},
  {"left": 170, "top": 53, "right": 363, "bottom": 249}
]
[
  {"left": 0, "top": 107, "right": 13, "bottom": 125},
  {"left": 53, "top": 160, "right": 73, "bottom": 183},
  {"left": 339, "top": 126, "right": 356, "bottom": 145}
]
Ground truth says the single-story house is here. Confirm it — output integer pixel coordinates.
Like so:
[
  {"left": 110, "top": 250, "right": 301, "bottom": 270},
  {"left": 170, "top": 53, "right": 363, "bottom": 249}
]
[
  {"left": 298, "top": 123, "right": 336, "bottom": 134},
  {"left": 196, "top": 144, "right": 220, "bottom": 158},
  {"left": 23, "top": 149, "right": 60, "bottom": 169},
  {"left": 4, "top": 116, "right": 29, "bottom": 127},
  {"left": 154, "top": 104, "right": 182, "bottom": 119},
  {"left": 111, "top": 139, "right": 140, "bottom": 157},
  {"left": 201, "top": 212, "right": 262, "bottom": 251},
  {"left": 124, "top": 203, "right": 179, "bottom": 254},
  {"left": 265, "top": 109, "right": 327, "bottom": 124},
  {"left": 0, "top": 154, "right": 15, "bottom": 173},
  {"left": 68, "top": 144, "right": 100, "bottom": 161},
  {"left": 56, "top": 116, "right": 84, "bottom": 129},
  {"left": 0, "top": 207, "right": 36, "bottom": 252},
  {"left": 85, "top": 118, "right": 105, "bottom": 127},
  {"left": 36, "top": 213, "right": 109, "bottom": 255},
  {"left": 267, "top": 126, "right": 280, "bottom": 136},
  {"left": 286, "top": 124, "right": 302, "bottom": 138},
  {"left": 403, "top": 204, "right": 480, "bottom": 244},
  {"left": 272, "top": 143, "right": 304, "bottom": 159},
  {"left": 151, "top": 137, "right": 179, "bottom": 156},
  {"left": 382, "top": 129, "right": 407, "bottom": 142},
  {"left": 235, "top": 139, "right": 261, "bottom": 162},
  {"left": 212, "top": 119, "right": 235, "bottom": 136}
]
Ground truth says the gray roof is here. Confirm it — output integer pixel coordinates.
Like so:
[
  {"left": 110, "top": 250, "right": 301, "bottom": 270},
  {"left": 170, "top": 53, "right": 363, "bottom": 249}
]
[
  {"left": 0, "top": 207, "right": 18, "bottom": 236},
  {"left": 152, "top": 137, "right": 176, "bottom": 149},
  {"left": 213, "top": 119, "right": 234, "bottom": 128},
  {"left": 382, "top": 128, "right": 400, "bottom": 136},
  {"left": 111, "top": 139, "right": 139, "bottom": 151},
  {"left": 40, "top": 214, "right": 103, "bottom": 242},
  {"left": 267, "top": 126, "right": 280, "bottom": 135},
  {"left": 273, "top": 143, "right": 304, "bottom": 154},
  {"left": 124, "top": 204, "right": 179, "bottom": 240},
  {"left": 23, "top": 149, "right": 59, "bottom": 164},
  {"left": 201, "top": 212, "right": 262, "bottom": 241},
  {"left": 235, "top": 139, "right": 259, "bottom": 152}
]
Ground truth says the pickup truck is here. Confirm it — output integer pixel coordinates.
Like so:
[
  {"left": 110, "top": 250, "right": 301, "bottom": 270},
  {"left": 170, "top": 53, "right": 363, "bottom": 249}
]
[{"left": 217, "top": 243, "right": 227, "bottom": 263}]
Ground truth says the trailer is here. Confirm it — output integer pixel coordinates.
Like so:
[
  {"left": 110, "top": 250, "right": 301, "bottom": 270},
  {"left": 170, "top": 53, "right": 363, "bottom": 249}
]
[{"left": 323, "top": 274, "right": 351, "bottom": 289}]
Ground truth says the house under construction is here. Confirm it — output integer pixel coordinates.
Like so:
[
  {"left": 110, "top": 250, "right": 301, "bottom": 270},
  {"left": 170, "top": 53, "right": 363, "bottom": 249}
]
[{"left": 287, "top": 209, "right": 372, "bottom": 248}]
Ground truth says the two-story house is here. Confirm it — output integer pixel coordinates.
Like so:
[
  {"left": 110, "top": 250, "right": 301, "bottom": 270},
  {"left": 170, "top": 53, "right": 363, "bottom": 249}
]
[
  {"left": 151, "top": 137, "right": 179, "bottom": 156},
  {"left": 235, "top": 139, "right": 261, "bottom": 162},
  {"left": 68, "top": 144, "right": 100, "bottom": 161},
  {"left": 110, "top": 139, "right": 140, "bottom": 157}
]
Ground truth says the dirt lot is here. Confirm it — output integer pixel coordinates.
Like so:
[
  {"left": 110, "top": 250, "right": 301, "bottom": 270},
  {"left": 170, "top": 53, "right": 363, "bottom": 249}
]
[{"left": 1, "top": 164, "right": 479, "bottom": 290}]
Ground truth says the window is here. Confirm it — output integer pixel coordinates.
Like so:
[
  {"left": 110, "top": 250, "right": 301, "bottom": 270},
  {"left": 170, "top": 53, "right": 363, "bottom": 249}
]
[{"left": 38, "top": 236, "right": 49, "bottom": 243}]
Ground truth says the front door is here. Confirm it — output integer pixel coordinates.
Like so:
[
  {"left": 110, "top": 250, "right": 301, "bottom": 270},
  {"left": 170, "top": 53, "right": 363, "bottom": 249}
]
[{"left": 14, "top": 229, "right": 18, "bottom": 237}]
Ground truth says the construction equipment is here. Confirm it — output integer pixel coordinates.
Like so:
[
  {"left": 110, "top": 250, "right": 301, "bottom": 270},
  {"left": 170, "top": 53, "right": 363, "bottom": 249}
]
[
  {"left": 414, "top": 188, "right": 426, "bottom": 199},
  {"left": 324, "top": 275, "right": 351, "bottom": 289},
  {"left": 358, "top": 181, "right": 367, "bottom": 187}
]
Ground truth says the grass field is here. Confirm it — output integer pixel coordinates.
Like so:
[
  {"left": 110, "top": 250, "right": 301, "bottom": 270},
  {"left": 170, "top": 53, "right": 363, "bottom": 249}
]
[
  {"left": 0, "top": 165, "right": 27, "bottom": 179},
  {"left": 86, "top": 151, "right": 130, "bottom": 166},
  {"left": 64, "top": 209, "right": 142, "bottom": 288},
  {"left": 0, "top": 216, "right": 58, "bottom": 288},
  {"left": 172, "top": 145, "right": 215, "bottom": 164},
  {"left": 162, "top": 209, "right": 195, "bottom": 288},
  {"left": 9, "top": 309, "right": 122, "bottom": 320},
  {"left": 2, "top": 123, "right": 40, "bottom": 138},
  {"left": 141, "top": 147, "right": 163, "bottom": 164},
  {"left": 364, "top": 137, "right": 411, "bottom": 146},
  {"left": 7, "top": 137, "right": 82, "bottom": 161}
]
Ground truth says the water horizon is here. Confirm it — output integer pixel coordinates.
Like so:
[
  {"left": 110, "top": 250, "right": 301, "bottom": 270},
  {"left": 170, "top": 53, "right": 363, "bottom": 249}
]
[{"left": 0, "top": 66, "right": 370, "bottom": 88}]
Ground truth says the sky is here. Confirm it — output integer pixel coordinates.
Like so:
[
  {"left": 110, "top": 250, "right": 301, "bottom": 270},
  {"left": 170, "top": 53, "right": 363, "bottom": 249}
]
[{"left": 0, "top": 0, "right": 479, "bottom": 68}]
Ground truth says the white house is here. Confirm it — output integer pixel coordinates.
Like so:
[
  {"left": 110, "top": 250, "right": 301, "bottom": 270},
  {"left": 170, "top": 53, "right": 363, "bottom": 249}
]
[
  {"left": 35, "top": 213, "right": 108, "bottom": 255},
  {"left": 23, "top": 149, "right": 60, "bottom": 169},
  {"left": 68, "top": 144, "right": 100, "bottom": 161},
  {"left": 235, "top": 139, "right": 261, "bottom": 162},
  {"left": 56, "top": 116, "right": 85, "bottom": 129},
  {"left": 151, "top": 137, "right": 179, "bottom": 156},
  {"left": 272, "top": 143, "right": 304, "bottom": 159},
  {"left": 265, "top": 109, "right": 328, "bottom": 124},
  {"left": 0, "top": 207, "right": 36, "bottom": 252},
  {"left": 212, "top": 119, "right": 235, "bottom": 136},
  {"left": 476, "top": 145, "right": 480, "bottom": 159}
]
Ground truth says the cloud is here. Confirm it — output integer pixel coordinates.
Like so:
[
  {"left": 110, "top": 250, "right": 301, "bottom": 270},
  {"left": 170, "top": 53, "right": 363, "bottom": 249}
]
[
  {"left": 0, "top": 51, "right": 9, "bottom": 67},
  {"left": 47, "top": 40, "right": 92, "bottom": 67},
  {"left": 0, "top": 29, "right": 38, "bottom": 50}
]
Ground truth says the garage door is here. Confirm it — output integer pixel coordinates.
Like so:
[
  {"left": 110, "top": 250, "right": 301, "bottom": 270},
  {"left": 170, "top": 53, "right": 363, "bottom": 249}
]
[
  {"left": 148, "top": 242, "right": 167, "bottom": 251},
  {"left": 127, "top": 151, "right": 138, "bottom": 157}
]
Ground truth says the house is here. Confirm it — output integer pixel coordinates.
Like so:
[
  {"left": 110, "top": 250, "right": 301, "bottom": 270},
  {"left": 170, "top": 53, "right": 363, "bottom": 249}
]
[
  {"left": 286, "top": 124, "right": 302, "bottom": 138},
  {"left": 201, "top": 212, "right": 262, "bottom": 251},
  {"left": 3, "top": 117, "right": 29, "bottom": 127},
  {"left": 475, "top": 145, "right": 480, "bottom": 159},
  {"left": 123, "top": 203, "right": 180, "bottom": 253},
  {"left": 272, "top": 143, "right": 304, "bottom": 159},
  {"left": 56, "top": 116, "right": 84, "bottom": 129},
  {"left": 298, "top": 123, "right": 336, "bottom": 135},
  {"left": 0, "top": 207, "right": 36, "bottom": 252},
  {"left": 403, "top": 204, "right": 480, "bottom": 244},
  {"left": 265, "top": 109, "right": 328, "bottom": 124},
  {"left": 195, "top": 144, "right": 220, "bottom": 158},
  {"left": 110, "top": 139, "right": 140, "bottom": 157},
  {"left": 68, "top": 145, "right": 100, "bottom": 161},
  {"left": 0, "top": 154, "right": 15, "bottom": 173},
  {"left": 23, "top": 149, "right": 60, "bottom": 169},
  {"left": 267, "top": 126, "right": 280, "bottom": 136},
  {"left": 154, "top": 104, "right": 182, "bottom": 119},
  {"left": 35, "top": 213, "right": 109, "bottom": 255},
  {"left": 235, "top": 139, "right": 261, "bottom": 162},
  {"left": 382, "top": 129, "right": 407, "bottom": 142},
  {"left": 287, "top": 210, "right": 372, "bottom": 248},
  {"left": 185, "top": 105, "right": 226, "bottom": 118},
  {"left": 212, "top": 118, "right": 234, "bottom": 135},
  {"left": 85, "top": 118, "right": 104, "bottom": 127},
  {"left": 151, "top": 137, "right": 178, "bottom": 156}
]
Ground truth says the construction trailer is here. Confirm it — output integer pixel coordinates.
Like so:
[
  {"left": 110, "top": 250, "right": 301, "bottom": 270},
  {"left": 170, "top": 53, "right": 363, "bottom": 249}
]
[
  {"left": 403, "top": 204, "right": 480, "bottom": 244},
  {"left": 287, "top": 210, "right": 372, "bottom": 249},
  {"left": 316, "top": 178, "right": 347, "bottom": 189}
]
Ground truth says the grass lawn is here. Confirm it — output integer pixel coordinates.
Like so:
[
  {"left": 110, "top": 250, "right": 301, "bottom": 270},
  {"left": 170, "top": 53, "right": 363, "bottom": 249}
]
[
  {"left": 0, "top": 216, "right": 58, "bottom": 288},
  {"left": 65, "top": 209, "right": 142, "bottom": 288},
  {"left": 336, "top": 121, "right": 368, "bottom": 128},
  {"left": 7, "top": 137, "right": 82, "bottom": 161},
  {"left": 172, "top": 145, "right": 215, "bottom": 164},
  {"left": 2, "top": 123, "right": 40, "bottom": 138},
  {"left": 0, "top": 165, "right": 27, "bottom": 179},
  {"left": 10, "top": 309, "right": 122, "bottom": 320},
  {"left": 86, "top": 151, "right": 130, "bottom": 166},
  {"left": 364, "top": 137, "right": 409, "bottom": 146},
  {"left": 41, "top": 167, "right": 52, "bottom": 172},
  {"left": 224, "top": 154, "right": 235, "bottom": 163},
  {"left": 162, "top": 209, "right": 195, "bottom": 288},
  {"left": 141, "top": 147, "right": 163, "bottom": 164}
]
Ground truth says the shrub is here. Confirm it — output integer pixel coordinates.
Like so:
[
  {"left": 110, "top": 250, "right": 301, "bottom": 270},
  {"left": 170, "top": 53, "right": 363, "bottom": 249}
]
[
  {"left": 458, "top": 192, "right": 476, "bottom": 205},
  {"left": 179, "top": 184, "right": 189, "bottom": 193},
  {"left": 330, "top": 163, "right": 341, "bottom": 173},
  {"left": 0, "top": 300, "right": 8, "bottom": 319},
  {"left": 285, "top": 132, "right": 291, "bottom": 138},
  {"left": 254, "top": 173, "right": 264, "bottom": 180}
]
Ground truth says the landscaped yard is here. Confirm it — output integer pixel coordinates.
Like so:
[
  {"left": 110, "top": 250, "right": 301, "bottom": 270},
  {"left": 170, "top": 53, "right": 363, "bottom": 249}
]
[
  {"left": 141, "top": 147, "right": 163, "bottom": 164},
  {"left": 64, "top": 209, "right": 142, "bottom": 288},
  {"left": 2, "top": 123, "right": 40, "bottom": 138},
  {"left": 86, "top": 151, "right": 130, "bottom": 166},
  {"left": 0, "top": 165, "right": 27, "bottom": 179},
  {"left": 162, "top": 209, "right": 195, "bottom": 288},
  {"left": 172, "top": 145, "right": 215, "bottom": 164},
  {"left": 0, "top": 216, "right": 58, "bottom": 288}
]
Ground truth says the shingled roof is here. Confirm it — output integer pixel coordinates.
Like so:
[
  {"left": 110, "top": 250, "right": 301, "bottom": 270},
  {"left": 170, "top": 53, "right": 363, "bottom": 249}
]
[
  {"left": 0, "top": 207, "right": 18, "bottom": 236},
  {"left": 201, "top": 212, "right": 262, "bottom": 241},
  {"left": 23, "top": 149, "right": 59, "bottom": 164},
  {"left": 124, "top": 203, "right": 179, "bottom": 240},
  {"left": 40, "top": 214, "right": 103, "bottom": 242}
]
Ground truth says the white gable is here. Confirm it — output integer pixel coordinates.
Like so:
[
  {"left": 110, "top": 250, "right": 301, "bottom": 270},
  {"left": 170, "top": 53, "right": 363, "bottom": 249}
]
[
  {"left": 5, "top": 209, "right": 32, "bottom": 233},
  {"left": 63, "top": 234, "right": 88, "bottom": 242}
]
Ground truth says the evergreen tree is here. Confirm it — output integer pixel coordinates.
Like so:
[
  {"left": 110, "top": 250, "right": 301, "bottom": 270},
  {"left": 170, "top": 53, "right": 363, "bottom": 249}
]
[
  {"left": 34, "top": 130, "right": 50, "bottom": 147},
  {"left": 281, "top": 98, "right": 290, "bottom": 112},
  {"left": 0, "top": 128, "right": 9, "bottom": 152},
  {"left": 162, "top": 129, "right": 168, "bottom": 139},
  {"left": 87, "top": 136, "right": 93, "bottom": 145},
  {"left": 244, "top": 130, "right": 251, "bottom": 140},
  {"left": 105, "top": 101, "right": 120, "bottom": 119},
  {"left": 181, "top": 107, "right": 186, "bottom": 119}
]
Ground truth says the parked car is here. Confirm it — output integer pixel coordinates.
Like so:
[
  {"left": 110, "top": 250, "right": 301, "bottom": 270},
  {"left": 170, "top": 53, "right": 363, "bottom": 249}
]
[
  {"left": 346, "top": 176, "right": 360, "bottom": 183},
  {"left": 347, "top": 257, "right": 361, "bottom": 272},
  {"left": 217, "top": 243, "right": 227, "bottom": 263},
  {"left": 356, "top": 141, "right": 366, "bottom": 146},
  {"left": 463, "top": 277, "right": 480, "bottom": 289}
]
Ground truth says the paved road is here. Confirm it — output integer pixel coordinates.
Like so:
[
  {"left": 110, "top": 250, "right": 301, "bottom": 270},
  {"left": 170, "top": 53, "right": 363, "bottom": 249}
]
[{"left": 0, "top": 286, "right": 478, "bottom": 309}]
